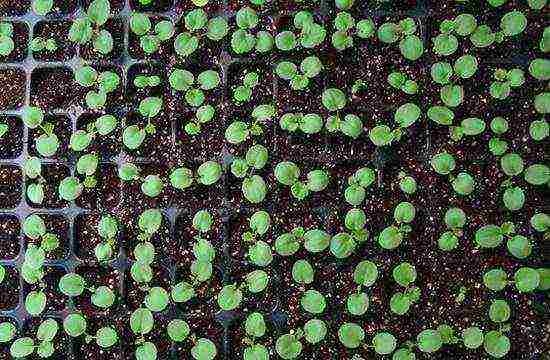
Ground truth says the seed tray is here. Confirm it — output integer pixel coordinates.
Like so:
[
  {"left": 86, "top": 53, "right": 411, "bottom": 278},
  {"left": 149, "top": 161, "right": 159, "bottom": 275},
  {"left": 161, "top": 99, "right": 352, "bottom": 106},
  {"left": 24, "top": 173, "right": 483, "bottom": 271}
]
[{"left": 1, "top": 0, "right": 549, "bottom": 359}]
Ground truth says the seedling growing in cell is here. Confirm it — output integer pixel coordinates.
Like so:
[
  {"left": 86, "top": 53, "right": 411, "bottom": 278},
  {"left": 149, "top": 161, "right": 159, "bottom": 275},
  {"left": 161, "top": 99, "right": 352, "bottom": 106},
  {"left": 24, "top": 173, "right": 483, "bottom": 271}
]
[
  {"left": 273, "top": 10, "right": 326, "bottom": 53},
  {"left": 95, "top": 214, "right": 119, "bottom": 262},
  {"left": 377, "top": 201, "right": 416, "bottom": 250},
  {"left": 217, "top": 269, "right": 270, "bottom": 311},
  {"left": 483, "top": 266, "right": 542, "bottom": 293},
  {"left": 330, "top": 208, "right": 369, "bottom": 259},
  {"left": 241, "top": 312, "right": 270, "bottom": 360},
  {"left": 275, "top": 226, "right": 331, "bottom": 257},
  {"left": 175, "top": 8, "right": 229, "bottom": 57},
  {"left": 274, "top": 161, "right": 329, "bottom": 200},
  {"left": 0, "top": 122, "right": 7, "bottom": 138},
  {"left": 280, "top": 112, "right": 324, "bottom": 135},
  {"left": 398, "top": 171, "right": 417, "bottom": 194},
  {"left": 130, "top": 13, "right": 175, "bottom": 54},
  {"left": 74, "top": 65, "right": 120, "bottom": 110},
  {"left": 8, "top": 318, "right": 61, "bottom": 358},
  {"left": 23, "top": 157, "right": 47, "bottom": 205},
  {"left": 378, "top": 18, "right": 424, "bottom": 61},
  {"left": 242, "top": 211, "right": 271, "bottom": 266},
  {"left": 231, "top": 145, "right": 269, "bottom": 204},
  {"left": 275, "top": 319, "right": 329, "bottom": 359},
  {"left": 275, "top": 56, "right": 323, "bottom": 90},
  {"left": 230, "top": 6, "right": 270, "bottom": 54},
  {"left": 387, "top": 71, "right": 418, "bottom": 94},
  {"left": 325, "top": 113, "right": 364, "bottom": 139},
  {"left": 21, "top": 106, "right": 61, "bottom": 158},
  {"left": 344, "top": 167, "right": 376, "bottom": 206},
  {"left": 32, "top": 0, "right": 54, "bottom": 15},
  {"left": 331, "top": 12, "right": 375, "bottom": 51},
  {"left": 134, "top": 74, "right": 161, "bottom": 88},
  {"left": 69, "top": 0, "right": 114, "bottom": 55},
  {"left": 489, "top": 68, "right": 525, "bottom": 100},
  {"left": 338, "top": 323, "right": 399, "bottom": 356},
  {"left": 30, "top": 37, "right": 57, "bottom": 53},
  {"left": 225, "top": 104, "right": 276, "bottom": 144},
  {"left": 168, "top": 68, "right": 220, "bottom": 135},
  {"left": 390, "top": 262, "right": 421, "bottom": 315},
  {"left": 232, "top": 71, "right": 259, "bottom": 104},
  {"left": 0, "top": 22, "right": 15, "bottom": 56},
  {"left": 165, "top": 319, "right": 218, "bottom": 360},
  {"left": 438, "top": 207, "right": 466, "bottom": 251}
]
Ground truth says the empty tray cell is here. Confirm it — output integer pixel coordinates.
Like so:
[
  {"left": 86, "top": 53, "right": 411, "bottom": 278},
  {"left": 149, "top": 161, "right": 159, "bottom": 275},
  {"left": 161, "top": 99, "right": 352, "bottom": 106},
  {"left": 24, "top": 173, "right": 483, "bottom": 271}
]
[
  {"left": 0, "top": 115, "right": 23, "bottom": 159},
  {"left": 0, "top": 214, "right": 21, "bottom": 259},
  {"left": 0, "top": 67, "right": 26, "bottom": 110},
  {"left": 0, "top": 164, "right": 22, "bottom": 209},
  {"left": 0, "top": 0, "right": 29, "bottom": 16},
  {"left": 30, "top": 66, "right": 80, "bottom": 111}
]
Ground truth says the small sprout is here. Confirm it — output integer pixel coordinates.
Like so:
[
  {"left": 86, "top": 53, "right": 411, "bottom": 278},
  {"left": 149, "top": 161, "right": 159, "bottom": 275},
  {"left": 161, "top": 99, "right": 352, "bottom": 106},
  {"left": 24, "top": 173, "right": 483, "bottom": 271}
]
[
  {"left": 417, "top": 328, "right": 443, "bottom": 353},
  {"left": 25, "top": 290, "right": 47, "bottom": 316},
  {"left": 489, "top": 299, "right": 510, "bottom": 323},
  {"left": 338, "top": 322, "right": 364, "bottom": 349},
  {"left": 191, "top": 338, "right": 217, "bottom": 360},
  {"left": 217, "top": 284, "right": 243, "bottom": 311},
  {"left": 276, "top": 333, "right": 303, "bottom": 359},
  {"left": 274, "top": 161, "right": 329, "bottom": 200},
  {"left": 144, "top": 286, "right": 169, "bottom": 312},
  {"left": 130, "top": 13, "right": 175, "bottom": 54},
  {"left": 58, "top": 273, "right": 85, "bottom": 297},
  {"left": 63, "top": 313, "right": 87, "bottom": 337},
  {"left": 462, "top": 326, "right": 484, "bottom": 349},
  {"left": 0, "top": 22, "right": 14, "bottom": 56},
  {"left": 30, "top": 37, "right": 57, "bottom": 52},
  {"left": 484, "top": 330, "right": 510, "bottom": 358},
  {"left": 167, "top": 319, "right": 190, "bottom": 342},
  {"left": 372, "top": 332, "right": 397, "bottom": 355}
]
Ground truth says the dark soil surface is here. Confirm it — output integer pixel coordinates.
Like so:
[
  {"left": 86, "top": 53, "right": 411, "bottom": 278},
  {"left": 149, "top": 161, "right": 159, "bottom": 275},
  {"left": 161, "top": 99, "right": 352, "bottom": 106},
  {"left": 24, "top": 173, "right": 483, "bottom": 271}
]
[
  {"left": 0, "top": 67, "right": 26, "bottom": 110},
  {"left": 0, "top": 164, "right": 22, "bottom": 208},
  {"left": 0, "top": 214, "right": 20, "bottom": 259}
]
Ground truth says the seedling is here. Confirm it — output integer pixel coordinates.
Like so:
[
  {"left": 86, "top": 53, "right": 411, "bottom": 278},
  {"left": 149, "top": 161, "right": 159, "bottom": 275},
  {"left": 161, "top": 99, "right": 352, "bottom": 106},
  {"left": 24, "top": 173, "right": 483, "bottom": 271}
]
[
  {"left": 377, "top": 201, "right": 416, "bottom": 250},
  {"left": 344, "top": 167, "right": 376, "bottom": 206},
  {"left": 21, "top": 106, "right": 61, "bottom": 157},
  {"left": 69, "top": 0, "right": 114, "bottom": 55},
  {"left": 23, "top": 156, "right": 46, "bottom": 205},
  {"left": 390, "top": 262, "right": 421, "bottom": 315},
  {"left": 217, "top": 269, "right": 269, "bottom": 311},
  {"left": 274, "top": 161, "right": 329, "bottom": 200},
  {"left": 387, "top": 71, "right": 418, "bottom": 94},
  {"left": 74, "top": 65, "right": 120, "bottom": 110},
  {"left": 231, "top": 145, "right": 269, "bottom": 203},
  {"left": 230, "top": 6, "right": 272, "bottom": 54},
  {"left": 489, "top": 68, "right": 525, "bottom": 100},
  {"left": 0, "top": 22, "right": 14, "bottom": 56},
  {"left": 378, "top": 18, "right": 424, "bottom": 60},
  {"left": 168, "top": 68, "right": 220, "bottom": 135},
  {"left": 32, "top": 0, "right": 54, "bottom": 16},
  {"left": 8, "top": 318, "right": 60, "bottom": 358},
  {"left": 30, "top": 37, "right": 57, "bottom": 53},
  {"left": 232, "top": 71, "right": 259, "bottom": 104},
  {"left": 130, "top": 13, "right": 175, "bottom": 54},
  {"left": 134, "top": 74, "right": 161, "bottom": 88},
  {"left": 95, "top": 214, "right": 119, "bottom": 262},
  {"left": 273, "top": 10, "right": 326, "bottom": 53},
  {"left": 330, "top": 208, "right": 369, "bottom": 259},
  {"left": 174, "top": 8, "right": 228, "bottom": 57},
  {"left": 331, "top": 12, "right": 375, "bottom": 51},
  {"left": 275, "top": 226, "right": 331, "bottom": 256},
  {"left": 438, "top": 207, "right": 467, "bottom": 251},
  {"left": 275, "top": 56, "right": 323, "bottom": 90}
]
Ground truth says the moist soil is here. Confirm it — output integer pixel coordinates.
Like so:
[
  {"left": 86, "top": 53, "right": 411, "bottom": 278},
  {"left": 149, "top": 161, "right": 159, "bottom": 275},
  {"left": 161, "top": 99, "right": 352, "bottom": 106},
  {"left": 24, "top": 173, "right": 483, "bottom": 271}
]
[
  {"left": 0, "top": 1, "right": 548, "bottom": 359},
  {"left": 0, "top": 67, "right": 26, "bottom": 110},
  {"left": 0, "top": 116, "right": 23, "bottom": 159},
  {"left": 32, "top": 20, "right": 75, "bottom": 62},
  {"left": 0, "top": 214, "right": 20, "bottom": 259}
]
